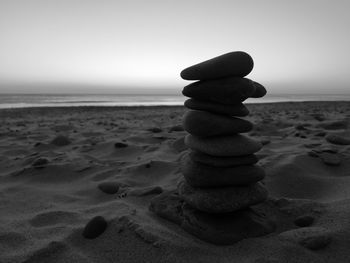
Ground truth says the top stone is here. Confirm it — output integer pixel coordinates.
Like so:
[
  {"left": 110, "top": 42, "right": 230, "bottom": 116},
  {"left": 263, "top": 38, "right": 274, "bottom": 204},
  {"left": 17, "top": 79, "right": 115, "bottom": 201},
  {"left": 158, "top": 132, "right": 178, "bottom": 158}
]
[{"left": 180, "top": 51, "right": 254, "bottom": 80}]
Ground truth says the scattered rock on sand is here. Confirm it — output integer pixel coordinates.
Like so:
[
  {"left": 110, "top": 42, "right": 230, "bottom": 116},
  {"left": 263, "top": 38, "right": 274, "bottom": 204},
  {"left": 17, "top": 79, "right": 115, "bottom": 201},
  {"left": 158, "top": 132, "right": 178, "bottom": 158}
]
[
  {"left": 128, "top": 186, "right": 163, "bottom": 196},
  {"left": 51, "top": 135, "right": 71, "bottom": 146},
  {"left": 294, "top": 215, "right": 315, "bottom": 227},
  {"left": 183, "top": 110, "right": 253, "bottom": 137},
  {"left": 98, "top": 182, "right": 120, "bottom": 194},
  {"left": 319, "top": 120, "right": 348, "bottom": 130},
  {"left": 82, "top": 216, "right": 107, "bottom": 239},
  {"left": 326, "top": 134, "right": 350, "bottom": 145},
  {"left": 319, "top": 152, "right": 342, "bottom": 166},
  {"left": 32, "top": 157, "right": 49, "bottom": 168},
  {"left": 114, "top": 142, "right": 129, "bottom": 148},
  {"left": 147, "top": 127, "right": 162, "bottom": 133},
  {"left": 279, "top": 227, "right": 331, "bottom": 250},
  {"left": 177, "top": 180, "right": 268, "bottom": 213}
]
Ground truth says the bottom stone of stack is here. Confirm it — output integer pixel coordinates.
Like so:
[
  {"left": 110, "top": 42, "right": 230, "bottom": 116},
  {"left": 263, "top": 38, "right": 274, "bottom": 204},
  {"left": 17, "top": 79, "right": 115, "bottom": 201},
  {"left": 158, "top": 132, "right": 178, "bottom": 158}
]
[
  {"left": 177, "top": 179, "right": 268, "bottom": 213},
  {"left": 149, "top": 190, "right": 276, "bottom": 245}
]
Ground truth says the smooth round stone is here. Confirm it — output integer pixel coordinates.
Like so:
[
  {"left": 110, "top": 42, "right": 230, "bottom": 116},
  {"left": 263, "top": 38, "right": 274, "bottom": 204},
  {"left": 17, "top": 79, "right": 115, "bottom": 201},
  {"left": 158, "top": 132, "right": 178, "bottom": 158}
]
[
  {"left": 184, "top": 99, "right": 249, "bottom": 116},
  {"left": 98, "top": 182, "right": 120, "bottom": 194},
  {"left": 183, "top": 110, "right": 253, "bottom": 137},
  {"left": 251, "top": 82, "right": 267, "bottom": 98},
  {"left": 189, "top": 150, "right": 258, "bottom": 167},
  {"left": 82, "top": 216, "right": 108, "bottom": 239},
  {"left": 181, "top": 158, "right": 265, "bottom": 187},
  {"left": 177, "top": 180, "right": 268, "bottom": 213},
  {"left": 180, "top": 51, "right": 254, "bottom": 80},
  {"left": 185, "top": 134, "right": 262, "bottom": 157},
  {"left": 149, "top": 191, "right": 275, "bottom": 245},
  {"left": 182, "top": 77, "right": 256, "bottom": 105}
]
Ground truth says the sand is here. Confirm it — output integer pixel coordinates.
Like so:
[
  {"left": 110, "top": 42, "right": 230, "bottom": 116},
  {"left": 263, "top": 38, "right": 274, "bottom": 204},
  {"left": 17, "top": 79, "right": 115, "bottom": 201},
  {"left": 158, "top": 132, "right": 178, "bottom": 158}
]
[{"left": 0, "top": 101, "right": 350, "bottom": 263}]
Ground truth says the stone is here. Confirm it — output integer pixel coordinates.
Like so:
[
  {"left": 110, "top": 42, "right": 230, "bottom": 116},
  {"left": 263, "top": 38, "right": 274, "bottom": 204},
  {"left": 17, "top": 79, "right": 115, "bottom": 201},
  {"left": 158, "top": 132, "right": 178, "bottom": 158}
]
[
  {"left": 51, "top": 135, "right": 71, "bottom": 146},
  {"left": 294, "top": 215, "right": 315, "bottom": 227},
  {"left": 325, "top": 134, "right": 350, "bottom": 145},
  {"left": 180, "top": 51, "right": 254, "bottom": 80},
  {"left": 82, "top": 216, "right": 107, "bottom": 239},
  {"left": 183, "top": 110, "right": 253, "bottom": 137},
  {"left": 177, "top": 180, "right": 268, "bottom": 213},
  {"left": 182, "top": 77, "right": 256, "bottom": 104},
  {"left": 128, "top": 186, "right": 163, "bottom": 196},
  {"left": 181, "top": 204, "right": 275, "bottom": 245},
  {"left": 184, "top": 99, "right": 249, "bottom": 116},
  {"left": 185, "top": 134, "right": 262, "bottom": 157},
  {"left": 181, "top": 158, "right": 265, "bottom": 187},
  {"left": 98, "top": 182, "right": 120, "bottom": 194},
  {"left": 149, "top": 191, "right": 275, "bottom": 245},
  {"left": 251, "top": 82, "right": 267, "bottom": 98},
  {"left": 114, "top": 142, "right": 128, "bottom": 148},
  {"left": 32, "top": 157, "right": 49, "bottom": 168},
  {"left": 188, "top": 150, "right": 258, "bottom": 167},
  {"left": 319, "top": 152, "right": 341, "bottom": 166},
  {"left": 279, "top": 227, "right": 331, "bottom": 250}
]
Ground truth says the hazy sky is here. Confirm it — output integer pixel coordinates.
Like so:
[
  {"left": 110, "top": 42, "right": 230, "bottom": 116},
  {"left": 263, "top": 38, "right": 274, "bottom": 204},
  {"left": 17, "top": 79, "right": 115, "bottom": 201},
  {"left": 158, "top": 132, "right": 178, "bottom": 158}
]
[{"left": 1, "top": 0, "right": 350, "bottom": 94}]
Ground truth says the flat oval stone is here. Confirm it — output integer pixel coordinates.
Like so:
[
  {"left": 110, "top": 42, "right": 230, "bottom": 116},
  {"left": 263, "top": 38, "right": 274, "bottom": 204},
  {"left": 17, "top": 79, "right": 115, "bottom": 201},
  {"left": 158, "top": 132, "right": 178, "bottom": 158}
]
[
  {"left": 189, "top": 150, "right": 258, "bottom": 167},
  {"left": 180, "top": 51, "right": 254, "bottom": 80},
  {"left": 82, "top": 216, "right": 107, "bottom": 239},
  {"left": 251, "top": 82, "right": 267, "bottom": 98},
  {"left": 181, "top": 158, "right": 265, "bottom": 187},
  {"left": 185, "top": 134, "right": 262, "bottom": 156},
  {"left": 177, "top": 180, "right": 268, "bottom": 213},
  {"left": 182, "top": 77, "right": 256, "bottom": 104},
  {"left": 98, "top": 182, "right": 120, "bottom": 194},
  {"left": 184, "top": 99, "right": 249, "bottom": 116},
  {"left": 183, "top": 110, "right": 253, "bottom": 137}
]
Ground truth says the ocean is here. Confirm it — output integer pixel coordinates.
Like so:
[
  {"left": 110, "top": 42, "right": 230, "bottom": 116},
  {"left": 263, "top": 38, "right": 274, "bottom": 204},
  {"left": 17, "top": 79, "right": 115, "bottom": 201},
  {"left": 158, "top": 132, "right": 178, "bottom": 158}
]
[{"left": 0, "top": 93, "right": 350, "bottom": 109}]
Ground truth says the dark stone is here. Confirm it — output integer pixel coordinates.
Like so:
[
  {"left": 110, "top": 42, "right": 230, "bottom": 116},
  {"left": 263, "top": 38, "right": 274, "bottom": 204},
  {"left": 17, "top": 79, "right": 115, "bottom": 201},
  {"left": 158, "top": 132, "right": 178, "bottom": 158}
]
[
  {"left": 177, "top": 180, "right": 268, "bottom": 213},
  {"left": 319, "top": 152, "right": 341, "bottom": 166},
  {"left": 181, "top": 158, "right": 265, "bottom": 187},
  {"left": 32, "top": 157, "right": 49, "bottom": 168},
  {"left": 82, "top": 216, "right": 107, "bottom": 239},
  {"left": 114, "top": 142, "right": 129, "bottom": 148},
  {"left": 182, "top": 77, "right": 256, "bottom": 105},
  {"left": 294, "top": 215, "right": 315, "bottom": 227},
  {"left": 128, "top": 186, "right": 163, "bottom": 196},
  {"left": 149, "top": 191, "right": 275, "bottom": 245},
  {"left": 183, "top": 110, "right": 253, "bottom": 137},
  {"left": 251, "top": 82, "right": 267, "bottom": 98},
  {"left": 51, "top": 135, "right": 71, "bottom": 146},
  {"left": 184, "top": 99, "right": 249, "bottom": 116},
  {"left": 98, "top": 182, "right": 120, "bottom": 194},
  {"left": 188, "top": 150, "right": 258, "bottom": 167},
  {"left": 168, "top": 125, "right": 184, "bottom": 132},
  {"left": 280, "top": 227, "right": 331, "bottom": 250},
  {"left": 185, "top": 134, "right": 262, "bottom": 157},
  {"left": 147, "top": 127, "right": 162, "bottom": 133},
  {"left": 325, "top": 134, "right": 350, "bottom": 145},
  {"left": 180, "top": 51, "right": 254, "bottom": 80}
]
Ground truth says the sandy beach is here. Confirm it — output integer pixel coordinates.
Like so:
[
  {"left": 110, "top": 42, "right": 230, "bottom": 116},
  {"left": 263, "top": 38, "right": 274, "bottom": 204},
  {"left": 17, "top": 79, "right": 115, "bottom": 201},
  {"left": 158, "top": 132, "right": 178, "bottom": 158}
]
[{"left": 1, "top": 101, "right": 350, "bottom": 263}]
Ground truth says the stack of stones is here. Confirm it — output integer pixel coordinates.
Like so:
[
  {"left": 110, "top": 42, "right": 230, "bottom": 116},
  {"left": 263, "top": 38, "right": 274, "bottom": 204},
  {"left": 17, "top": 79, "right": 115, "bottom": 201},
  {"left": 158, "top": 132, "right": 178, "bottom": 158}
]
[{"left": 150, "top": 52, "right": 275, "bottom": 245}]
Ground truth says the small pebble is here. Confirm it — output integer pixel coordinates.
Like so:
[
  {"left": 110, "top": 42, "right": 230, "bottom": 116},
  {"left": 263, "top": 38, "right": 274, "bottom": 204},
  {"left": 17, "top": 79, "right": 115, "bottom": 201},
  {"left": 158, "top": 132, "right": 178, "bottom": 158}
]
[
  {"left": 82, "top": 216, "right": 107, "bottom": 239},
  {"left": 326, "top": 134, "right": 350, "bottom": 145},
  {"left": 320, "top": 152, "right": 341, "bottom": 166},
  {"left": 98, "top": 182, "right": 120, "bottom": 194},
  {"left": 114, "top": 142, "right": 128, "bottom": 148},
  {"left": 32, "top": 157, "right": 49, "bottom": 168},
  {"left": 51, "top": 135, "right": 71, "bottom": 146},
  {"left": 294, "top": 215, "right": 315, "bottom": 227}
]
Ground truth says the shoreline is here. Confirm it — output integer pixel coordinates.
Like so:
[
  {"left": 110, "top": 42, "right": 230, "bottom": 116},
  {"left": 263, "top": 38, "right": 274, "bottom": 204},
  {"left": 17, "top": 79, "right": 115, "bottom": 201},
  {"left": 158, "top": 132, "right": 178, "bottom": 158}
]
[{"left": 1, "top": 100, "right": 350, "bottom": 111}]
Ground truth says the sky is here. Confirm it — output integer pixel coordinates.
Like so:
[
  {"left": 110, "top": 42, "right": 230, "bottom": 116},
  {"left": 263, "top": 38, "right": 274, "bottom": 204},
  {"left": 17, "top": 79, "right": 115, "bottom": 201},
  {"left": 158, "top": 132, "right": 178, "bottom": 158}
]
[{"left": 0, "top": 0, "right": 350, "bottom": 94}]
